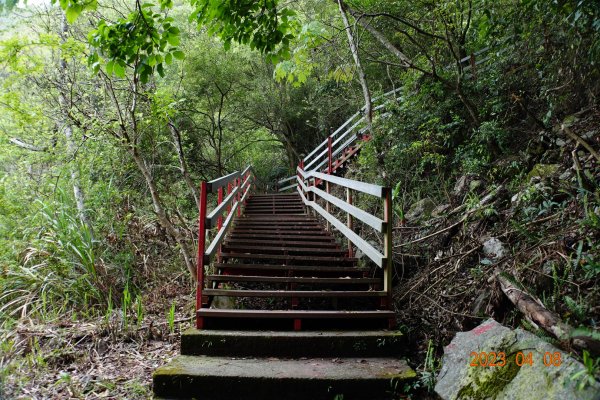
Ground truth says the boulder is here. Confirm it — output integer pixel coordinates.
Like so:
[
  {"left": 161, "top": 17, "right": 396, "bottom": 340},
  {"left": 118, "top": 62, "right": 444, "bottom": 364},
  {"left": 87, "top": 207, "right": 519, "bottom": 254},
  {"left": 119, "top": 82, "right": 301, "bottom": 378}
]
[
  {"left": 469, "top": 180, "right": 483, "bottom": 192},
  {"left": 453, "top": 174, "right": 480, "bottom": 198},
  {"left": 527, "top": 164, "right": 560, "bottom": 181},
  {"left": 559, "top": 170, "right": 574, "bottom": 181},
  {"left": 435, "top": 319, "right": 600, "bottom": 400},
  {"left": 510, "top": 182, "right": 550, "bottom": 207},
  {"left": 432, "top": 204, "right": 451, "bottom": 218},
  {"left": 555, "top": 138, "right": 567, "bottom": 147},
  {"left": 482, "top": 238, "right": 506, "bottom": 259},
  {"left": 406, "top": 198, "right": 436, "bottom": 221},
  {"left": 581, "top": 130, "right": 597, "bottom": 141}
]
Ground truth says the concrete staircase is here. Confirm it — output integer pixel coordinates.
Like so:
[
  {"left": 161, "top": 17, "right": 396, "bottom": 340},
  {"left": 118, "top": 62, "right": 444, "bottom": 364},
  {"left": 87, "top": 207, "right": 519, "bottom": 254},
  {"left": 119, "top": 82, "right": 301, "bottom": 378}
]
[
  {"left": 153, "top": 329, "right": 415, "bottom": 399},
  {"left": 153, "top": 192, "right": 413, "bottom": 399}
]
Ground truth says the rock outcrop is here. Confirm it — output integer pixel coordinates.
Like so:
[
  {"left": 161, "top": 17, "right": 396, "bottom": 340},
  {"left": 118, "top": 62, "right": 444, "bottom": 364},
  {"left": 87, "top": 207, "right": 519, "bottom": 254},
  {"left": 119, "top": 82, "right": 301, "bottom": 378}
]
[{"left": 435, "top": 319, "right": 600, "bottom": 400}]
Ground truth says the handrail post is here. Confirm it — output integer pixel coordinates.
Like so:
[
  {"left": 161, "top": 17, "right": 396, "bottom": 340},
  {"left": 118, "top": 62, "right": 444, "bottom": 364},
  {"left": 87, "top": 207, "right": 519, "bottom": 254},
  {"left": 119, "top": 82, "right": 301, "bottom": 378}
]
[
  {"left": 196, "top": 181, "right": 208, "bottom": 329},
  {"left": 217, "top": 187, "right": 223, "bottom": 263},
  {"left": 217, "top": 187, "right": 223, "bottom": 230},
  {"left": 327, "top": 136, "right": 333, "bottom": 174},
  {"left": 325, "top": 180, "right": 331, "bottom": 231},
  {"left": 383, "top": 187, "right": 393, "bottom": 310},
  {"left": 236, "top": 178, "right": 242, "bottom": 217},
  {"left": 227, "top": 182, "right": 232, "bottom": 215},
  {"left": 346, "top": 187, "right": 353, "bottom": 257}
]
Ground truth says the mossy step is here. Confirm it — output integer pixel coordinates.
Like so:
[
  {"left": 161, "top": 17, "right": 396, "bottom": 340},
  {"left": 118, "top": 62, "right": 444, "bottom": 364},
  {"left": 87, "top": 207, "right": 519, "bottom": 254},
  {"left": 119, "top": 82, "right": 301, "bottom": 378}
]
[
  {"left": 181, "top": 329, "right": 406, "bottom": 357},
  {"left": 153, "top": 355, "right": 416, "bottom": 400}
]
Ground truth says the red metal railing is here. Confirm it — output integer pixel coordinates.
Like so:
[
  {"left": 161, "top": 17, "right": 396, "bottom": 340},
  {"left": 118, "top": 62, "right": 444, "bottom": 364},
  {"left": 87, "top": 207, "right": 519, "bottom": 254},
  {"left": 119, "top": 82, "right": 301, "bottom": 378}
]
[{"left": 196, "top": 166, "right": 254, "bottom": 329}]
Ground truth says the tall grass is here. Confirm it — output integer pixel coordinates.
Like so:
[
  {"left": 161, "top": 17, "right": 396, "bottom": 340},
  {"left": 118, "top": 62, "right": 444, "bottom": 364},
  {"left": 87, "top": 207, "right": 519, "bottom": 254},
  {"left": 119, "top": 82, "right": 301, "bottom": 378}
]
[{"left": 0, "top": 190, "right": 107, "bottom": 326}]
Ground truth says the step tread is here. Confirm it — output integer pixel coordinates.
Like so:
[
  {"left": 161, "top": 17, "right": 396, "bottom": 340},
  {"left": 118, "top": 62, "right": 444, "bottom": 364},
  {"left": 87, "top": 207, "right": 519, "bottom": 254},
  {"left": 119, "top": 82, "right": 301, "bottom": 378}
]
[
  {"left": 228, "top": 231, "right": 332, "bottom": 236},
  {"left": 220, "top": 253, "right": 358, "bottom": 263},
  {"left": 223, "top": 239, "right": 340, "bottom": 248},
  {"left": 206, "top": 275, "right": 378, "bottom": 284},
  {"left": 214, "top": 263, "right": 366, "bottom": 273},
  {"left": 226, "top": 234, "right": 335, "bottom": 241},
  {"left": 203, "top": 289, "right": 386, "bottom": 297},
  {"left": 155, "top": 355, "right": 414, "bottom": 380},
  {"left": 182, "top": 328, "right": 401, "bottom": 339},
  {"left": 221, "top": 245, "right": 347, "bottom": 254},
  {"left": 197, "top": 309, "right": 394, "bottom": 318}
]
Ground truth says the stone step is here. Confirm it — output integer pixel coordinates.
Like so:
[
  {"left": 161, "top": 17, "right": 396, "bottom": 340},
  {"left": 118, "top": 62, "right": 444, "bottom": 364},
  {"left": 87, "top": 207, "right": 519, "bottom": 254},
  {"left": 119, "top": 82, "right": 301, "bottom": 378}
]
[
  {"left": 180, "top": 329, "right": 406, "bottom": 358},
  {"left": 153, "top": 355, "right": 415, "bottom": 400}
]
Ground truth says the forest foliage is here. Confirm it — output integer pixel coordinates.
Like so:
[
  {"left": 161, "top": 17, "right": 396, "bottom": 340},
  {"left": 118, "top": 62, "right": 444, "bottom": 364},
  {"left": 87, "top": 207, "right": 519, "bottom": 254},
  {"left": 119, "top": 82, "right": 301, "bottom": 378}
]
[{"left": 0, "top": 1, "right": 598, "bottom": 394}]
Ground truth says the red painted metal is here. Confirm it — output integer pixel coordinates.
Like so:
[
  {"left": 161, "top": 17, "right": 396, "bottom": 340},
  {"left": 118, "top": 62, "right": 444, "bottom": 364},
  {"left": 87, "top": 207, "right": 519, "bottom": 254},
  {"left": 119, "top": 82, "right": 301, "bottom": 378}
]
[
  {"left": 217, "top": 187, "right": 224, "bottom": 230},
  {"left": 227, "top": 182, "right": 232, "bottom": 215},
  {"left": 196, "top": 181, "right": 208, "bottom": 329}
]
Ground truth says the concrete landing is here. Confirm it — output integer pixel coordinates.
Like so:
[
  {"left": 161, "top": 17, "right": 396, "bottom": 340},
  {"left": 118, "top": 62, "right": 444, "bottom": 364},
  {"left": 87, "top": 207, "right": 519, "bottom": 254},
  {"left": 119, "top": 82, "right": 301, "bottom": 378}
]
[
  {"left": 153, "top": 355, "right": 416, "bottom": 400},
  {"left": 181, "top": 329, "right": 406, "bottom": 357}
]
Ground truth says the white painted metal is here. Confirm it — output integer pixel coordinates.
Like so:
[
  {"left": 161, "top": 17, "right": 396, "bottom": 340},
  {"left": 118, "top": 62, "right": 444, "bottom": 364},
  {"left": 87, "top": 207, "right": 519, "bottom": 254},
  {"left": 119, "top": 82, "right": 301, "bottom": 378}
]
[
  {"left": 208, "top": 171, "right": 241, "bottom": 192},
  {"left": 205, "top": 186, "right": 240, "bottom": 228}
]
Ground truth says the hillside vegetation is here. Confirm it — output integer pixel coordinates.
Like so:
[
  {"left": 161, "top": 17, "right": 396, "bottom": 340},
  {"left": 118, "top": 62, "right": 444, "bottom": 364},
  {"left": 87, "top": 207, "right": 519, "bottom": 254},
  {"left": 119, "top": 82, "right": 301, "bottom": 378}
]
[{"left": 0, "top": 0, "right": 598, "bottom": 398}]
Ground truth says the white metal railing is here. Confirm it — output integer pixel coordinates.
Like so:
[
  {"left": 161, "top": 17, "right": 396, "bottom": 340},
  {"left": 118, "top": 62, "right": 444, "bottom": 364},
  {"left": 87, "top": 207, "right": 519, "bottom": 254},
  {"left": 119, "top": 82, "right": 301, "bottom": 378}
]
[
  {"left": 277, "top": 88, "right": 402, "bottom": 191},
  {"left": 295, "top": 167, "right": 393, "bottom": 306},
  {"left": 196, "top": 166, "right": 254, "bottom": 328}
]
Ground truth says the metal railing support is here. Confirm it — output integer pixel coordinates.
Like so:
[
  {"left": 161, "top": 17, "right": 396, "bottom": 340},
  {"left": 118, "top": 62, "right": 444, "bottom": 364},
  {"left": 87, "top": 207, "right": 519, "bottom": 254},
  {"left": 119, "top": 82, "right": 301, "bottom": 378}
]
[
  {"left": 327, "top": 136, "right": 333, "bottom": 174},
  {"left": 236, "top": 178, "right": 242, "bottom": 217},
  {"left": 196, "top": 181, "right": 208, "bottom": 329},
  {"left": 346, "top": 187, "right": 353, "bottom": 258},
  {"left": 383, "top": 188, "right": 393, "bottom": 309},
  {"left": 326, "top": 181, "right": 331, "bottom": 231},
  {"left": 196, "top": 166, "right": 254, "bottom": 329},
  {"left": 217, "top": 187, "right": 223, "bottom": 264}
]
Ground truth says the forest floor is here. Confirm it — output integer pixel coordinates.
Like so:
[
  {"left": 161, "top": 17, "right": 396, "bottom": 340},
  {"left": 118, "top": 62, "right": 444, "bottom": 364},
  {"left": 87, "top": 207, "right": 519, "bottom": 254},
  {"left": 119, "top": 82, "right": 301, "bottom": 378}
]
[{"left": 0, "top": 276, "right": 192, "bottom": 399}]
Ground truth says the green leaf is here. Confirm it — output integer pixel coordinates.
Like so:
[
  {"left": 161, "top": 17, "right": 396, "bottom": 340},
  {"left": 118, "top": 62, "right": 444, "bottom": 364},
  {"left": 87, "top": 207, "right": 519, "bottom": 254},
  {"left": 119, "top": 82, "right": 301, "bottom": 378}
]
[
  {"left": 113, "top": 61, "right": 126, "bottom": 78},
  {"left": 65, "top": 5, "right": 81, "bottom": 23},
  {"left": 165, "top": 52, "right": 173, "bottom": 65},
  {"left": 166, "top": 34, "right": 180, "bottom": 46},
  {"left": 147, "top": 54, "right": 157, "bottom": 66},
  {"left": 106, "top": 60, "right": 114, "bottom": 75},
  {"left": 172, "top": 50, "right": 184, "bottom": 60},
  {"left": 157, "top": 63, "right": 165, "bottom": 77}
]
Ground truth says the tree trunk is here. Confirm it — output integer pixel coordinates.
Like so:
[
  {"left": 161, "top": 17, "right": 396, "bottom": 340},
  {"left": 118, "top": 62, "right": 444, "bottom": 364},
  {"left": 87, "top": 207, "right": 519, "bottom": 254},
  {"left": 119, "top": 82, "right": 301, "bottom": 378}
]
[
  {"left": 58, "top": 15, "right": 93, "bottom": 236},
  {"left": 130, "top": 148, "right": 197, "bottom": 280},
  {"left": 346, "top": 6, "right": 412, "bottom": 68},
  {"left": 168, "top": 120, "right": 200, "bottom": 209},
  {"left": 338, "top": 0, "right": 373, "bottom": 126},
  {"left": 344, "top": 5, "right": 480, "bottom": 126},
  {"left": 497, "top": 272, "right": 600, "bottom": 354}
]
